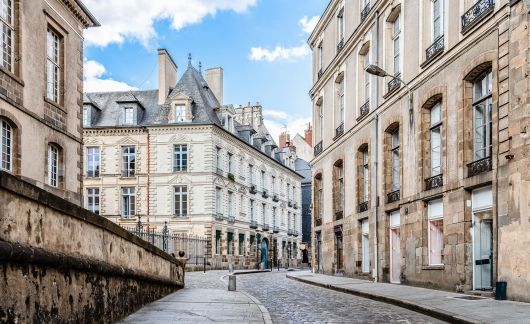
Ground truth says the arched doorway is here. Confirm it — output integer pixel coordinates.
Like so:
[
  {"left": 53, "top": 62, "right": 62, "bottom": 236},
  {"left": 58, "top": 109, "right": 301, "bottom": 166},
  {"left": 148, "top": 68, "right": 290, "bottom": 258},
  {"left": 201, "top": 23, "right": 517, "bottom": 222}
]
[{"left": 261, "top": 238, "right": 269, "bottom": 269}]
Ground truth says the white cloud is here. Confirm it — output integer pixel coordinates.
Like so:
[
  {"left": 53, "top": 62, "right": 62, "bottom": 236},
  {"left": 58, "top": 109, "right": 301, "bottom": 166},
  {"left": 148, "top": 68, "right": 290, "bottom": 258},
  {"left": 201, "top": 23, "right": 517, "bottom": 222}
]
[
  {"left": 264, "top": 114, "right": 311, "bottom": 144},
  {"left": 263, "top": 109, "right": 289, "bottom": 120},
  {"left": 83, "top": 0, "right": 257, "bottom": 47},
  {"left": 299, "top": 16, "right": 319, "bottom": 34},
  {"left": 83, "top": 59, "right": 138, "bottom": 92},
  {"left": 249, "top": 44, "right": 310, "bottom": 62}
]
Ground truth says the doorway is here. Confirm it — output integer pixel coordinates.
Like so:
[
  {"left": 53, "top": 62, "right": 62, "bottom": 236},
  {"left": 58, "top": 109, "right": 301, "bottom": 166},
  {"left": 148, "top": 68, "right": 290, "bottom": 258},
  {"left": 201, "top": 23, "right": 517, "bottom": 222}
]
[
  {"left": 471, "top": 187, "right": 493, "bottom": 291},
  {"left": 335, "top": 233, "right": 343, "bottom": 272},
  {"left": 389, "top": 211, "right": 401, "bottom": 283},
  {"left": 260, "top": 238, "right": 269, "bottom": 269}
]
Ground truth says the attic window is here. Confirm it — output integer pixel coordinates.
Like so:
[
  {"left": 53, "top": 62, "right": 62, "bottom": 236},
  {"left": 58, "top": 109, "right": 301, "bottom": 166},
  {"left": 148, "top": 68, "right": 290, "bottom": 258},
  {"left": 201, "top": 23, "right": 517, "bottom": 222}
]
[
  {"left": 175, "top": 104, "right": 186, "bottom": 122},
  {"left": 123, "top": 107, "right": 135, "bottom": 125},
  {"left": 83, "top": 106, "right": 91, "bottom": 127}
]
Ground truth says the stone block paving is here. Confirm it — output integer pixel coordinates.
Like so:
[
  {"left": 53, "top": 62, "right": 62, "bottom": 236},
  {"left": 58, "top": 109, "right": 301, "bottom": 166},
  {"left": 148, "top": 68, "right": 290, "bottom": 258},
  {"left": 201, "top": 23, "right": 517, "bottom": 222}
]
[{"left": 187, "top": 270, "right": 444, "bottom": 323}]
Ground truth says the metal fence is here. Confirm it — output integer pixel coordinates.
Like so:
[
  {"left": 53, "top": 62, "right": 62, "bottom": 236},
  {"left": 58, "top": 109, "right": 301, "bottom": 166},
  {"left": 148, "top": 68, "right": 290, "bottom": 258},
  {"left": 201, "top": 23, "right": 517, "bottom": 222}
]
[{"left": 124, "top": 218, "right": 208, "bottom": 265}]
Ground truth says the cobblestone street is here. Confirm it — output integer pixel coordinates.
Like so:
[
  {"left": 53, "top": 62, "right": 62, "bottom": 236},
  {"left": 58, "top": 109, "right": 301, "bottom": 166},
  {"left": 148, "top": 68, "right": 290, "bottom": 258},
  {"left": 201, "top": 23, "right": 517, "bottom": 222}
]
[{"left": 186, "top": 270, "right": 445, "bottom": 323}]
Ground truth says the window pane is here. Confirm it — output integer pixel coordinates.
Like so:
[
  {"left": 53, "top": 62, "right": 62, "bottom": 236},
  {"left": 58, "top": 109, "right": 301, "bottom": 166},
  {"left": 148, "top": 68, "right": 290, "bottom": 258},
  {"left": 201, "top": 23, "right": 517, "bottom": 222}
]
[
  {"left": 431, "top": 103, "right": 441, "bottom": 125},
  {"left": 1, "top": 120, "right": 11, "bottom": 171},
  {"left": 431, "top": 127, "right": 441, "bottom": 175}
]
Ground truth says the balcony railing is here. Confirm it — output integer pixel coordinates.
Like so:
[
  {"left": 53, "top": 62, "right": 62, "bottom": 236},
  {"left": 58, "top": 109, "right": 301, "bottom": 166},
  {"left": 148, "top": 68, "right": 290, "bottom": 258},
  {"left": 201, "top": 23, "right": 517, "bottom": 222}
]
[
  {"left": 425, "top": 35, "right": 444, "bottom": 63},
  {"left": 462, "top": 0, "right": 494, "bottom": 34},
  {"left": 214, "top": 212, "right": 224, "bottom": 221},
  {"left": 249, "top": 185, "right": 257, "bottom": 194},
  {"left": 227, "top": 215, "right": 235, "bottom": 224},
  {"left": 318, "top": 68, "right": 323, "bottom": 79},
  {"left": 293, "top": 230, "right": 299, "bottom": 237},
  {"left": 262, "top": 189, "right": 269, "bottom": 198},
  {"left": 358, "top": 201, "right": 369, "bottom": 213},
  {"left": 357, "top": 100, "right": 369, "bottom": 121},
  {"left": 337, "top": 38, "right": 344, "bottom": 54},
  {"left": 216, "top": 167, "right": 223, "bottom": 176},
  {"left": 288, "top": 200, "right": 293, "bottom": 207},
  {"left": 250, "top": 220, "right": 258, "bottom": 229},
  {"left": 335, "top": 210, "right": 344, "bottom": 221},
  {"left": 272, "top": 194, "right": 279, "bottom": 202},
  {"left": 287, "top": 229, "right": 293, "bottom": 236},
  {"left": 262, "top": 223, "right": 269, "bottom": 231},
  {"left": 273, "top": 226, "right": 279, "bottom": 233},
  {"left": 425, "top": 174, "right": 443, "bottom": 190},
  {"left": 387, "top": 75, "right": 400, "bottom": 94},
  {"left": 467, "top": 156, "right": 493, "bottom": 177},
  {"left": 315, "top": 218, "right": 322, "bottom": 227},
  {"left": 361, "top": 3, "right": 371, "bottom": 21},
  {"left": 334, "top": 122, "right": 344, "bottom": 140},
  {"left": 293, "top": 202, "right": 298, "bottom": 210},
  {"left": 227, "top": 172, "right": 235, "bottom": 181},
  {"left": 314, "top": 141, "right": 323, "bottom": 157},
  {"left": 387, "top": 190, "right": 400, "bottom": 204}
]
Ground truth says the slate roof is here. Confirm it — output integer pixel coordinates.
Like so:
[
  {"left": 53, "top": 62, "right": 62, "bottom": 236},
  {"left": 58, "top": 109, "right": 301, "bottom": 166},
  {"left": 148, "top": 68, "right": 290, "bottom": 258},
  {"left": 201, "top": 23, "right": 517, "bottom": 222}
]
[{"left": 294, "top": 158, "right": 311, "bottom": 184}]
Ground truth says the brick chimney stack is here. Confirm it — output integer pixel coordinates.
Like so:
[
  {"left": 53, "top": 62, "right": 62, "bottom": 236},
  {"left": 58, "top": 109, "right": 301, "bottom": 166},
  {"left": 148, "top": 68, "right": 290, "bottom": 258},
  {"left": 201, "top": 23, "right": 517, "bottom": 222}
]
[
  {"left": 304, "top": 123, "right": 313, "bottom": 146},
  {"left": 279, "top": 131, "right": 290, "bottom": 149}
]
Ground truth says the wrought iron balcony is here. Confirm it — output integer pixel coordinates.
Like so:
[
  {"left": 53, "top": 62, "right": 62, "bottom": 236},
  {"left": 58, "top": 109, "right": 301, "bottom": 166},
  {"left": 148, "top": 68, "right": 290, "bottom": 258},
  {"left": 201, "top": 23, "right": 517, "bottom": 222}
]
[
  {"left": 387, "top": 75, "right": 400, "bottom": 94},
  {"left": 335, "top": 210, "right": 344, "bottom": 221},
  {"left": 293, "top": 202, "right": 298, "bottom": 210},
  {"left": 425, "top": 174, "right": 443, "bottom": 190},
  {"left": 272, "top": 194, "right": 279, "bottom": 202},
  {"left": 425, "top": 35, "right": 444, "bottom": 63},
  {"left": 357, "top": 100, "right": 370, "bottom": 121},
  {"left": 358, "top": 201, "right": 369, "bottom": 213},
  {"left": 467, "top": 156, "right": 493, "bottom": 177},
  {"left": 273, "top": 226, "right": 279, "bottom": 233},
  {"left": 337, "top": 38, "right": 344, "bottom": 54},
  {"left": 287, "top": 229, "right": 294, "bottom": 236},
  {"left": 461, "top": 0, "right": 494, "bottom": 34},
  {"left": 361, "top": 3, "right": 371, "bottom": 21},
  {"left": 387, "top": 190, "right": 400, "bottom": 204},
  {"left": 262, "top": 223, "right": 269, "bottom": 231},
  {"left": 318, "top": 69, "right": 323, "bottom": 79},
  {"left": 249, "top": 185, "right": 257, "bottom": 194},
  {"left": 334, "top": 122, "right": 344, "bottom": 140},
  {"left": 214, "top": 212, "right": 224, "bottom": 221},
  {"left": 250, "top": 220, "right": 258, "bottom": 229},
  {"left": 288, "top": 200, "right": 293, "bottom": 207},
  {"left": 216, "top": 167, "right": 223, "bottom": 176},
  {"left": 315, "top": 218, "right": 322, "bottom": 227},
  {"left": 227, "top": 172, "right": 235, "bottom": 181},
  {"left": 293, "top": 230, "right": 299, "bottom": 237},
  {"left": 262, "top": 189, "right": 269, "bottom": 198},
  {"left": 227, "top": 215, "right": 235, "bottom": 224},
  {"left": 314, "top": 141, "right": 323, "bottom": 157}
]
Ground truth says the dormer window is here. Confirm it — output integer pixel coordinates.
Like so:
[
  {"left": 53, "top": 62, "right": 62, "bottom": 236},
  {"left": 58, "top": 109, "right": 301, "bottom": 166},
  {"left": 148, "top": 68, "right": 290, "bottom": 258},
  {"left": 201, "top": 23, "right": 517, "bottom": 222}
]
[
  {"left": 123, "top": 107, "right": 135, "bottom": 125},
  {"left": 175, "top": 104, "right": 186, "bottom": 122},
  {"left": 83, "top": 106, "right": 91, "bottom": 127}
]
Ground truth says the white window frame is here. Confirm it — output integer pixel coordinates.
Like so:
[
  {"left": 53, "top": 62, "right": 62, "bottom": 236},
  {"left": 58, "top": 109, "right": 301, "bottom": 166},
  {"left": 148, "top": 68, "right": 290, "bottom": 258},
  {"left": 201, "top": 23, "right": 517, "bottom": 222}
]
[
  {"left": 215, "top": 187, "right": 222, "bottom": 215},
  {"left": 174, "top": 104, "right": 186, "bottom": 122},
  {"left": 228, "top": 191, "right": 233, "bottom": 217},
  {"left": 173, "top": 144, "right": 188, "bottom": 172},
  {"left": 0, "top": 0, "right": 14, "bottom": 72},
  {"left": 123, "top": 107, "right": 135, "bottom": 125},
  {"left": 337, "top": 78, "right": 345, "bottom": 125},
  {"left": 432, "top": 0, "right": 444, "bottom": 40},
  {"left": 174, "top": 185, "right": 188, "bottom": 217},
  {"left": 318, "top": 42, "right": 323, "bottom": 71},
  {"left": 1, "top": 119, "right": 12, "bottom": 172},
  {"left": 121, "top": 187, "right": 135, "bottom": 218},
  {"left": 428, "top": 199, "right": 444, "bottom": 265},
  {"left": 48, "top": 144, "right": 59, "bottom": 187},
  {"left": 337, "top": 9, "right": 344, "bottom": 43},
  {"left": 430, "top": 103, "right": 442, "bottom": 176},
  {"left": 391, "top": 128, "right": 400, "bottom": 191},
  {"left": 46, "top": 28, "right": 60, "bottom": 103},
  {"left": 364, "top": 51, "right": 370, "bottom": 103},
  {"left": 86, "top": 146, "right": 100, "bottom": 178},
  {"left": 121, "top": 146, "right": 136, "bottom": 177},
  {"left": 392, "top": 14, "right": 401, "bottom": 76},
  {"left": 472, "top": 70, "right": 493, "bottom": 161},
  {"left": 362, "top": 148, "right": 369, "bottom": 203},
  {"left": 86, "top": 187, "right": 100, "bottom": 215},
  {"left": 228, "top": 153, "right": 233, "bottom": 173},
  {"left": 361, "top": 219, "right": 370, "bottom": 273}
]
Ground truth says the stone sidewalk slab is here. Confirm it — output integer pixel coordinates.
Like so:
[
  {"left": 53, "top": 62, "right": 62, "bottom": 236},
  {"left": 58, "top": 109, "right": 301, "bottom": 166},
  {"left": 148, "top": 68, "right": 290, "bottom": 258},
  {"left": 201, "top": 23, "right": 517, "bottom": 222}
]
[
  {"left": 287, "top": 271, "right": 530, "bottom": 324},
  {"left": 119, "top": 288, "right": 272, "bottom": 323}
]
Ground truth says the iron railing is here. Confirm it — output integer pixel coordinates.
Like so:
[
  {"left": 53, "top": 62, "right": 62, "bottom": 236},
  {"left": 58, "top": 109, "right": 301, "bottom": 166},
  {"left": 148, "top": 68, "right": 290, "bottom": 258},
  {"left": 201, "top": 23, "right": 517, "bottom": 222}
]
[
  {"left": 272, "top": 194, "right": 279, "bottom": 202},
  {"left": 262, "top": 223, "right": 270, "bottom": 231},
  {"left": 462, "top": 0, "right": 494, "bottom": 33},
  {"left": 387, "top": 190, "right": 400, "bottom": 203},
  {"left": 425, "top": 174, "right": 443, "bottom": 190},
  {"left": 359, "top": 201, "right": 369, "bottom": 213},
  {"left": 250, "top": 220, "right": 258, "bottom": 229},
  {"left": 358, "top": 100, "right": 370, "bottom": 121},
  {"left": 425, "top": 35, "right": 444, "bottom": 62},
  {"left": 227, "top": 215, "right": 235, "bottom": 224},
  {"left": 315, "top": 218, "right": 322, "bottom": 227},
  {"left": 273, "top": 226, "right": 279, "bottom": 233},
  {"left": 293, "top": 230, "right": 299, "bottom": 237},
  {"left": 124, "top": 220, "right": 208, "bottom": 265},
  {"left": 388, "top": 75, "right": 400, "bottom": 94},
  {"left": 337, "top": 38, "right": 344, "bottom": 54},
  {"left": 334, "top": 122, "right": 344, "bottom": 139},
  {"left": 287, "top": 229, "right": 294, "bottom": 236},
  {"left": 262, "top": 189, "right": 269, "bottom": 198},
  {"left": 214, "top": 212, "right": 224, "bottom": 221},
  {"left": 361, "top": 3, "right": 371, "bottom": 21},
  {"left": 314, "top": 141, "right": 323, "bottom": 157},
  {"left": 249, "top": 185, "right": 257, "bottom": 194},
  {"left": 335, "top": 210, "right": 344, "bottom": 220},
  {"left": 318, "top": 69, "right": 323, "bottom": 79},
  {"left": 467, "top": 156, "right": 492, "bottom": 177}
]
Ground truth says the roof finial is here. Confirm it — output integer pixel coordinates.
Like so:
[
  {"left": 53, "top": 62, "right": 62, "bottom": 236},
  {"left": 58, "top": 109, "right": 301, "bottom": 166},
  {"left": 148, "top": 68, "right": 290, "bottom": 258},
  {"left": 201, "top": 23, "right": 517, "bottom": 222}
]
[
  {"left": 199, "top": 61, "right": 202, "bottom": 75},
  {"left": 188, "top": 53, "right": 192, "bottom": 67}
]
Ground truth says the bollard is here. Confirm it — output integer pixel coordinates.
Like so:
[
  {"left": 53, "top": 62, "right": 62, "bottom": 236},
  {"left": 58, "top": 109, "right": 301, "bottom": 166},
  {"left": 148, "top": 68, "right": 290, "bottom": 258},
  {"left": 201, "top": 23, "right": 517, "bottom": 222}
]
[
  {"left": 228, "top": 274, "right": 236, "bottom": 291},
  {"left": 228, "top": 262, "right": 234, "bottom": 274},
  {"left": 203, "top": 257, "right": 206, "bottom": 273}
]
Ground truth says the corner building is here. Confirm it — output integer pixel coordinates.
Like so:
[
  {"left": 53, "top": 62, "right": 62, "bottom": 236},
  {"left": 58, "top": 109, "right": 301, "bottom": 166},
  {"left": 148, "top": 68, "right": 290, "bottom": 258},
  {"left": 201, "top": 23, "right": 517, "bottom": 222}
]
[
  {"left": 83, "top": 51, "right": 303, "bottom": 270},
  {"left": 310, "top": 0, "right": 530, "bottom": 301}
]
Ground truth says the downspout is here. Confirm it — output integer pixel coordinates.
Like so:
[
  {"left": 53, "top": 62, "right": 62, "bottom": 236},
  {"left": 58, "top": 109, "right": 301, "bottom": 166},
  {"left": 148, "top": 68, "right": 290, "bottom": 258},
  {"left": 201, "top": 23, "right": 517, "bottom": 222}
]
[
  {"left": 146, "top": 127, "right": 150, "bottom": 221},
  {"left": 373, "top": 10, "right": 380, "bottom": 282}
]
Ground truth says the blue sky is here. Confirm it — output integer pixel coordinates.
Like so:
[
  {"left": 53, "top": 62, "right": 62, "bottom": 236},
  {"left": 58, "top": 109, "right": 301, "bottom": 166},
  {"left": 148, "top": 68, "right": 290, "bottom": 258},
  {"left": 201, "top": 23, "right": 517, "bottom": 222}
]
[{"left": 82, "top": 0, "right": 326, "bottom": 139}]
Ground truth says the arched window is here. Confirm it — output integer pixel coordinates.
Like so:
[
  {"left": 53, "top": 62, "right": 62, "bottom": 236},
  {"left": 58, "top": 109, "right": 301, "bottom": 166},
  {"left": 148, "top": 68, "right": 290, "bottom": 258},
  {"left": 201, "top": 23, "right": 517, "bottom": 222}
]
[
  {"left": 333, "top": 160, "right": 344, "bottom": 220},
  {"left": 430, "top": 103, "right": 442, "bottom": 176},
  {"left": 472, "top": 70, "right": 493, "bottom": 161},
  {"left": 385, "top": 123, "right": 400, "bottom": 203},
  {"left": 358, "top": 144, "right": 370, "bottom": 212},
  {"left": 1, "top": 119, "right": 13, "bottom": 172}
]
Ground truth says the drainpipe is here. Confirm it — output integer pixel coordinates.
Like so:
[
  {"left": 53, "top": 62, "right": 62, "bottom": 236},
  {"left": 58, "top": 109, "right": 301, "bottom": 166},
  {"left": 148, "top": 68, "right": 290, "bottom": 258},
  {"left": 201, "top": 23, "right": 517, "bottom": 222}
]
[
  {"left": 373, "top": 10, "right": 380, "bottom": 282},
  {"left": 146, "top": 127, "right": 150, "bottom": 220}
]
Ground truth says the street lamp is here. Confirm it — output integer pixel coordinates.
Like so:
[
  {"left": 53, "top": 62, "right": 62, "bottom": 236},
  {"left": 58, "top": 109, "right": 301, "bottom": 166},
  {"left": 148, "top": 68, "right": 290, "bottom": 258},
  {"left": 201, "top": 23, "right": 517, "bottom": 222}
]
[{"left": 365, "top": 64, "right": 414, "bottom": 127}]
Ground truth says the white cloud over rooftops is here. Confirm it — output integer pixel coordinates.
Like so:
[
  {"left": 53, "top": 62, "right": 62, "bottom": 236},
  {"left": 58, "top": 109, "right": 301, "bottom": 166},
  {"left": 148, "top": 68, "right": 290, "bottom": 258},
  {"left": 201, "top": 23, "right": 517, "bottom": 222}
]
[
  {"left": 83, "top": 59, "right": 138, "bottom": 92},
  {"left": 299, "top": 16, "right": 320, "bottom": 34}
]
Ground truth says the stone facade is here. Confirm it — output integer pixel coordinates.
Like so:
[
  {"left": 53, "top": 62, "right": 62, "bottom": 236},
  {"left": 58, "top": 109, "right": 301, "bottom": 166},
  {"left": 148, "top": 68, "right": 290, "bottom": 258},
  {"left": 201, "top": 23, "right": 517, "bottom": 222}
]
[
  {"left": 310, "top": 0, "right": 530, "bottom": 301},
  {"left": 0, "top": 0, "right": 98, "bottom": 204},
  {"left": 83, "top": 52, "right": 303, "bottom": 270}
]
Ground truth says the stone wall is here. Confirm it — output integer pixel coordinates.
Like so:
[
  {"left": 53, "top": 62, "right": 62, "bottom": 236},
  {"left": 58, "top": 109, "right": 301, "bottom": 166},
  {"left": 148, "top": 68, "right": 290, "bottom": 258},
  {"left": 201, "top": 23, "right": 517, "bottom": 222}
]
[{"left": 0, "top": 171, "right": 185, "bottom": 323}]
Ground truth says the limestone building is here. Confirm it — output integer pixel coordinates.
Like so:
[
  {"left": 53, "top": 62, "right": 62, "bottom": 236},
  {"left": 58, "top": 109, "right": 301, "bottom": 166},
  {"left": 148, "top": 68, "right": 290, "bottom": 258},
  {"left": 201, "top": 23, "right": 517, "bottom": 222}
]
[
  {"left": 82, "top": 50, "right": 303, "bottom": 269},
  {"left": 310, "top": 0, "right": 530, "bottom": 301},
  {"left": 0, "top": 0, "right": 98, "bottom": 204}
]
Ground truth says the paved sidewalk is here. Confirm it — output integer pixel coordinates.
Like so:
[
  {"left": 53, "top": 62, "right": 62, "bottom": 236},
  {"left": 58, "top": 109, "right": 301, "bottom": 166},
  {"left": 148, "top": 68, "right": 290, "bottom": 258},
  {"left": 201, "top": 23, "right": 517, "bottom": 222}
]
[
  {"left": 119, "top": 288, "right": 272, "bottom": 323},
  {"left": 287, "top": 271, "right": 530, "bottom": 324}
]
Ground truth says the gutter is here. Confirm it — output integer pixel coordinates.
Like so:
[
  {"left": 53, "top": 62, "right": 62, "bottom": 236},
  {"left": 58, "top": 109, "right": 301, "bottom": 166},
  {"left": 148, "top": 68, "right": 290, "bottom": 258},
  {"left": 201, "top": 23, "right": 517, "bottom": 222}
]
[{"left": 373, "top": 10, "right": 380, "bottom": 283}]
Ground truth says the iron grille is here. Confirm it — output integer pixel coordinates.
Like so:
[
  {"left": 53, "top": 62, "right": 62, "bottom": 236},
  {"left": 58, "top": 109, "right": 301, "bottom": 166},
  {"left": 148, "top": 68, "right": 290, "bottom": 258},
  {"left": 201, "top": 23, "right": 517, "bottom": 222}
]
[
  {"left": 425, "top": 174, "right": 443, "bottom": 190},
  {"left": 314, "top": 141, "right": 323, "bottom": 157},
  {"left": 359, "top": 201, "right": 369, "bottom": 213},
  {"left": 250, "top": 220, "right": 258, "bottom": 229},
  {"left": 425, "top": 35, "right": 444, "bottom": 62},
  {"left": 262, "top": 223, "right": 269, "bottom": 231},
  {"left": 315, "top": 218, "right": 322, "bottom": 227},
  {"left": 461, "top": 0, "right": 494, "bottom": 33},
  {"left": 335, "top": 210, "right": 344, "bottom": 220},
  {"left": 467, "top": 156, "right": 492, "bottom": 177},
  {"left": 387, "top": 190, "right": 400, "bottom": 203},
  {"left": 388, "top": 76, "right": 400, "bottom": 94},
  {"left": 337, "top": 38, "right": 345, "bottom": 54},
  {"left": 334, "top": 122, "right": 344, "bottom": 139},
  {"left": 358, "top": 100, "right": 370, "bottom": 121}
]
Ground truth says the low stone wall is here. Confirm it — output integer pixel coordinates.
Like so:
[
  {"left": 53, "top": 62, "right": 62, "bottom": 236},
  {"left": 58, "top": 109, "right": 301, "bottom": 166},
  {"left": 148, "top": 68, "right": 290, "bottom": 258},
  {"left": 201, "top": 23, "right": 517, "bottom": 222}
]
[{"left": 0, "top": 171, "right": 185, "bottom": 323}]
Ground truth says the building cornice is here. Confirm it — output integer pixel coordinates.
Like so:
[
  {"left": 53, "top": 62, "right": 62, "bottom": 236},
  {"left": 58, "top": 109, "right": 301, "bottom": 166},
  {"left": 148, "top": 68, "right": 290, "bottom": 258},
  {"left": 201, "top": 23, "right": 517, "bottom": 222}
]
[{"left": 60, "top": 0, "right": 100, "bottom": 27}]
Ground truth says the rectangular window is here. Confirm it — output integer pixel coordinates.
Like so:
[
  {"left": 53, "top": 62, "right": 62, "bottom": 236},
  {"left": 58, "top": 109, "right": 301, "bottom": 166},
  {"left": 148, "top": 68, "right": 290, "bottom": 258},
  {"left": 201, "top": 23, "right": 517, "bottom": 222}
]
[
  {"left": 216, "top": 146, "right": 221, "bottom": 170},
  {"left": 1, "top": 119, "right": 12, "bottom": 171},
  {"left": 174, "top": 104, "right": 186, "bottom": 122},
  {"left": 83, "top": 107, "right": 90, "bottom": 127},
  {"left": 228, "top": 191, "right": 233, "bottom": 217},
  {"left": 86, "top": 188, "right": 100, "bottom": 215},
  {"left": 433, "top": 0, "right": 443, "bottom": 40},
  {"left": 393, "top": 15, "right": 401, "bottom": 75},
  {"left": 48, "top": 144, "right": 58, "bottom": 187},
  {"left": 239, "top": 233, "right": 245, "bottom": 256},
  {"left": 228, "top": 153, "right": 233, "bottom": 173},
  {"left": 261, "top": 170, "right": 266, "bottom": 191},
  {"left": 250, "top": 235, "right": 255, "bottom": 254},
  {"left": 272, "top": 207, "right": 277, "bottom": 226},
  {"left": 216, "top": 187, "right": 222, "bottom": 215},
  {"left": 338, "top": 165, "right": 344, "bottom": 211},
  {"left": 288, "top": 211, "right": 291, "bottom": 230},
  {"left": 174, "top": 185, "right": 188, "bottom": 216},
  {"left": 123, "top": 107, "right": 135, "bottom": 125},
  {"left": 430, "top": 103, "right": 442, "bottom": 176},
  {"left": 250, "top": 199, "right": 255, "bottom": 220},
  {"left": 473, "top": 71, "right": 493, "bottom": 160},
  {"left": 215, "top": 230, "right": 221, "bottom": 255},
  {"left": 362, "top": 148, "right": 369, "bottom": 203},
  {"left": 248, "top": 164, "right": 254, "bottom": 185},
  {"left": 364, "top": 51, "right": 370, "bottom": 102},
  {"left": 391, "top": 128, "right": 400, "bottom": 191},
  {"left": 428, "top": 199, "right": 444, "bottom": 265},
  {"left": 121, "top": 187, "right": 135, "bottom": 217},
  {"left": 338, "top": 79, "right": 345, "bottom": 124},
  {"left": 272, "top": 176, "right": 276, "bottom": 193},
  {"left": 46, "top": 28, "right": 60, "bottom": 103},
  {"left": 86, "top": 147, "right": 100, "bottom": 177},
  {"left": 337, "top": 11, "right": 344, "bottom": 42},
  {"left": 227, "top": 232, "right": 234, "bottom": 255},
  {"left": 0, "top": 0, "right": 14, "bottom": 72},
  {"left": 262, "top": 203, "right": 266, "bottom": 223},
  {"left": 173, "top": 144, "right": 188, "bottom": 172},
  {"left": 318, "top": 104, "right": 324, "bottom": 142},
  {"left": 318, "top": 43, "right": 323, "bottom": 71},
  {"left": 317, "top": 181, "right": 323, "bottom": 220},
  {"left": 362, "top": 219, "right": 370, "bottom": 272},
  {"left": 121, "top": 146, "right": 135, "bottom": 177}
]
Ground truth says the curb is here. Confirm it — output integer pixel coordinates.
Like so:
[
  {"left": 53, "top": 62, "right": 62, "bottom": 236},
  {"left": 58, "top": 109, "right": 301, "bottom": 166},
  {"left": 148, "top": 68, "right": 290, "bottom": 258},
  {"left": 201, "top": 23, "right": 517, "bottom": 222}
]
[
  {"left": 286, "top": 274, "right": 483, "bottom": 324},
  {"left": 240, "top": 291, "right": 274, "bottom": 324},
  {"left": 234, "top": 270, "right": 272, "bottom": 275}
]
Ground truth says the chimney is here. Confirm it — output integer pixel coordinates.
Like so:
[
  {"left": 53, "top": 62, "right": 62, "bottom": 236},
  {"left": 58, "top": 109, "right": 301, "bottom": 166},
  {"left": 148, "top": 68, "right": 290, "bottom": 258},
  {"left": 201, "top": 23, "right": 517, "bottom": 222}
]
[
  {"left": 205, "top": 67, "right": 224, "bottom": 105},
  {"left": 158, "top": 49, "right": 177, "bottom": 105},
  {"left": 279, "top": 131, "right": 290, "bottom": 149},
  {"left": 304, "top": 123, "right": 313, "bottom": 146}
]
